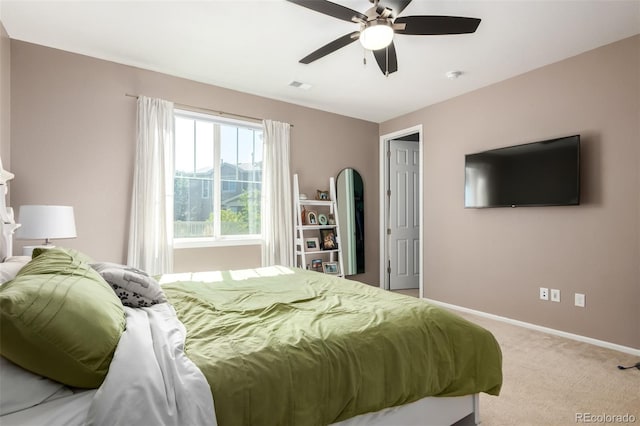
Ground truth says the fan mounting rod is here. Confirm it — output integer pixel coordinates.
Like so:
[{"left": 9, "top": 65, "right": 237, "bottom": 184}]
[{"left": 364, "top": 0, "right": 393, "bottom": 20}]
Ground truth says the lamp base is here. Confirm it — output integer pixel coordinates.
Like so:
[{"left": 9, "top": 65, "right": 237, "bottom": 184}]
[{"left": 22, "top": 244, "right": 56, "bottom": 257}]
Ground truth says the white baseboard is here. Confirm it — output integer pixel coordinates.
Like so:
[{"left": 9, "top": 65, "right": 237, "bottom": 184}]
[{"left": 423, "top": 298, "right": 640, "bottom": 357}]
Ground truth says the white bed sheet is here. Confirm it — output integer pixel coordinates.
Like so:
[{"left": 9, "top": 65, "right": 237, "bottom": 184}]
[{"left": 86, "top": 304, "right": 216, "bottom": 426}]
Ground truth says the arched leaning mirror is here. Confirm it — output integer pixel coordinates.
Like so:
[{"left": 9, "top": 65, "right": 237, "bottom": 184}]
[{"left": 336, "top": 168, "right": 364, "bottom": 275}]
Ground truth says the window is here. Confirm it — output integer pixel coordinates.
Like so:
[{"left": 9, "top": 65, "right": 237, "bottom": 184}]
[
  {"left": 201, "top": 180, "right": 210, "bottom": 199},
  {"left": 174, "top": 110, "right": 263, "bottom": 244}
]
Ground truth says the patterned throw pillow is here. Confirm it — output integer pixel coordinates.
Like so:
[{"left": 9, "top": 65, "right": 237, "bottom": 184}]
[{"left": 90, "top": 262, "right": 167, "bottom": 308}]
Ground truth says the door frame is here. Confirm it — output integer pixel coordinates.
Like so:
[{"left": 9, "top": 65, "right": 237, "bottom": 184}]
[{"left": 379, "top": 125, "right": 424, "bottom": 297}]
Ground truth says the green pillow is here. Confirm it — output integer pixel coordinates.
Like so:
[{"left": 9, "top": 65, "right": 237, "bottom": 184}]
[
  {"left": 31, "top": 246, "right": 94, "bottom": 264},
  {"left": 0, "top": 248, "right": 125, "bottom": 388}
]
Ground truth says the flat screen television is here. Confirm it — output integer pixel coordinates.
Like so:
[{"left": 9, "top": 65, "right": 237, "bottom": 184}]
[{"left": 464, "top": 135, "right": 580, "bottom": 208}]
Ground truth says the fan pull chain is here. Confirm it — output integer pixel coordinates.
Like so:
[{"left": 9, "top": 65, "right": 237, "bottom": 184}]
[{"left": 385, "top": 47, "right": 389, "bottom": 77}]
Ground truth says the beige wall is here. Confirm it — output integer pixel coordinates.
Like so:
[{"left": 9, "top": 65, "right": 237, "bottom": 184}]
[
  {"left": 174, "top": 245, "right": 263, "bottom": 273},
  {"left": 9, "top": 41, "right": 380, "bottom": 284},
  {"left": 0, "top": 21, "right": 9, "bottom": 169},
  {"left": 9, "top": 34, "right": 638, "bottom": 348},
  {"left": 381, "top": 35, "right": 640, "bottom": 349}
]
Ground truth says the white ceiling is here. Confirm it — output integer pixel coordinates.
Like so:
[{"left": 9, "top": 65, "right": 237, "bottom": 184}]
[{"left": 1, "top": 0, "right": 639, "bottom": 123}]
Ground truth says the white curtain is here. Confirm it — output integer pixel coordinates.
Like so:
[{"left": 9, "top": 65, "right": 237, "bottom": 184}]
[
  {"left": 261, "top": 120, "right": 294, "bottom": 267},
  {"left": 127, "top": 96, "right": 174, "bottom": 275}
]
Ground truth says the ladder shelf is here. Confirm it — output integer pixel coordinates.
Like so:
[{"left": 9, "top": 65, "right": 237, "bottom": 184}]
[{"left": 293, "top": 174, "right": 345, "bottom": 278}]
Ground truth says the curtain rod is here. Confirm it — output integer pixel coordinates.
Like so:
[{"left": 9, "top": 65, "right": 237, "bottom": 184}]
[{"left": 125, "top": 93, "right": 293, "bottom": 127}]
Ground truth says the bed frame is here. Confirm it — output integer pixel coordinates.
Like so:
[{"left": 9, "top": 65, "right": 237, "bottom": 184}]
[
  {"left": 334, "top": 394, "right": 479, "bottom": 426},
  {"left": 0, "top": 157, "right": 19, "bottom": 261},
  {"left": 3, "top": 392, "right": 479, "bottom": 426}
]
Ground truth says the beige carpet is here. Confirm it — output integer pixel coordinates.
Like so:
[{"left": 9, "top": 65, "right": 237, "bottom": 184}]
[
  {"left": 389, "top": 290, "right": 639, "bottom": 424},
  {"left": 453, "top": 311, "right": 640, "bottom": 426}
]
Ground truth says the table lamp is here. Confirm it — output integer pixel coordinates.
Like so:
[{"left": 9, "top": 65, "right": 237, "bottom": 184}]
[{"left": 16, "top": 205, "right": 77, "bottom": 256}]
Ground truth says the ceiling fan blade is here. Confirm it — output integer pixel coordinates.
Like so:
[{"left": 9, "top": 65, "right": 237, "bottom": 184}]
[
  {"left": 381, "top": 0, "right": 412, "bottom": 18},
  {"left": 300, "top": 32, "right": 360, "bottom": 64},
  {"left": 373, "top": 42, "right": 398, "bottom": 76},
  {"left": 394, "top": 15, "right": 481, "bottom": 35},
  {"left": 286, "top": 0, "right": 367, "bottom": 23}
]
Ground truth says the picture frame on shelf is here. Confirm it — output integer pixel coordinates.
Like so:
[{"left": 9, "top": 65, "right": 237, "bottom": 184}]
[
  {"left": 311, "top": 258, "right": 323, "bottom": 272},
  {"left": 327, "top": 213, "right": 336, "bottom": 225},
  {"left": 322, "top": 261, "right": 340, "bottom": 275},
  {"left": 304, "top": 237, "right": 320, "bottom": 252},
  {"left": 317, "top": 213, "right": 328, "bottom": 226},
  {"left": 316, "top": 190, "right": 330, "bottom": 201},
  {"left": 306, "top": 211, "right": 318, "bottom": 225},
  {"left": 320, "top": 229, "right": 338, "bottom": 250}
]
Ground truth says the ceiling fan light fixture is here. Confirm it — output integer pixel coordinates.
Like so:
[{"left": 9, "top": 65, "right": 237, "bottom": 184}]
[{"left": 359, "top": 20, "right": 394, "bottom": 51}]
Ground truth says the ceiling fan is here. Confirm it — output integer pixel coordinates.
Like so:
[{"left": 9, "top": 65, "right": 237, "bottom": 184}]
[{"left": 286, "top": 0, "right": 481, "bottom": 76}]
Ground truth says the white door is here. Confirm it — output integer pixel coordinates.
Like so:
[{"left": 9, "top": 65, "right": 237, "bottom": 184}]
[{"left": 388, "top": 139, "right": 420, "bottom": 290}]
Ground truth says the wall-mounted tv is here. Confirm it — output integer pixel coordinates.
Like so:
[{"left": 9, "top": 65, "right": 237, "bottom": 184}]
[{"left": 464, "top": 135, "right": 580, "bottom": 208}]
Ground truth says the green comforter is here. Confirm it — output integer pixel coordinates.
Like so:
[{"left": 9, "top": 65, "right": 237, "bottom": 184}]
[{"left": 162, "top": 266, "right": 502, "bottom": 426}]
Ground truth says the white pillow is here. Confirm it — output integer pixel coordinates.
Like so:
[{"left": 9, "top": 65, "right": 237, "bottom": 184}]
[
  {"left": 0, "top": 256, "right": 31, "bottom": 284},
  {"left": 0, "top": 356, "right": 71, "bottom": 415}
]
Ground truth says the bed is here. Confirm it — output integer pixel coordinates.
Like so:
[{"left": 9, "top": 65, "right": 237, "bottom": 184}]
[{"left": 0, "top": 248, "right": 502, "bottom": 426}]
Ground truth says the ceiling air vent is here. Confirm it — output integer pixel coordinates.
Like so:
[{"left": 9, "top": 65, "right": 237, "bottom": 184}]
[{"left": 288, "top": 81, "right": 312, "bottom": 90}]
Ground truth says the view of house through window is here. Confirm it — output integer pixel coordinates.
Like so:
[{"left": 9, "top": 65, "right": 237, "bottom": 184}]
[{"left": 174, "top": 110, "right": 263, "bottom": 240}]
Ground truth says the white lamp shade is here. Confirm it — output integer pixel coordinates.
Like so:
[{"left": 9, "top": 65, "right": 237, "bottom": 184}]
[
  {"left": 16, "top": 205, "right": 77, "bottom": 240},
  {"left": 359, "top": 22, "right": 394, "bottom": 51}
]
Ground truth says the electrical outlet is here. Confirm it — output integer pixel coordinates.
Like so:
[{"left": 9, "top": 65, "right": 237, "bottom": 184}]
[
  {"left": 551, "top": 289, "right": 561, "bottom": 302},
  {"left": 575, "top": 293, "right": 586, "bottom": 308},
  {"left": 539, "top": 287, "right": 549, "bottom": 301}
]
